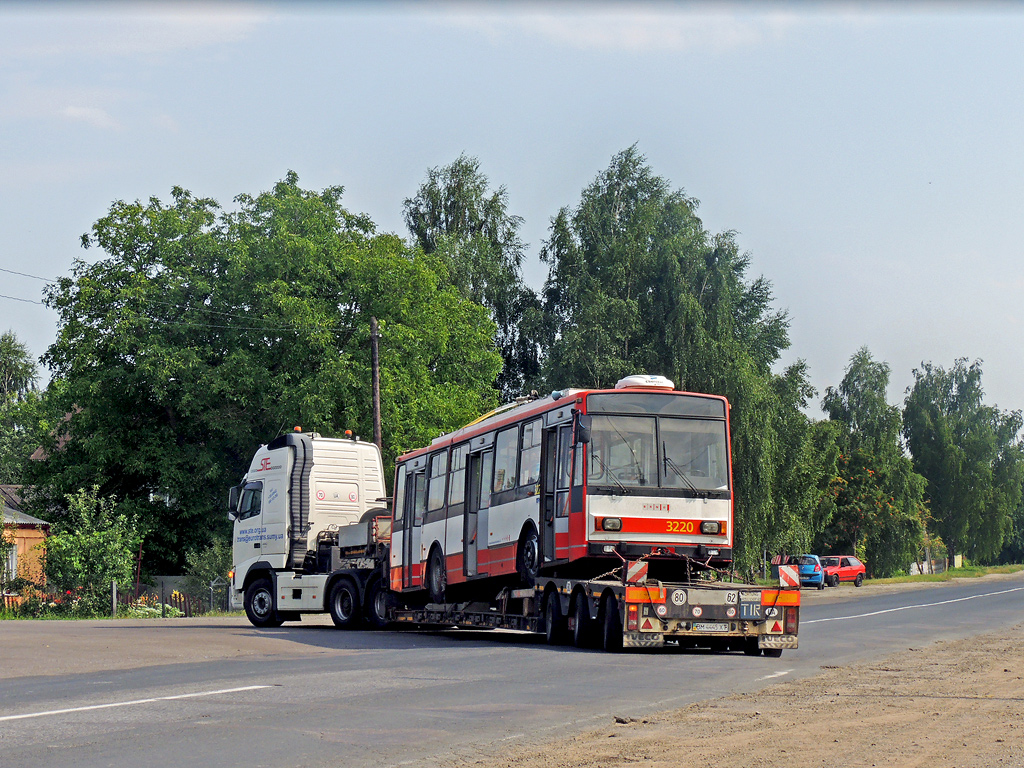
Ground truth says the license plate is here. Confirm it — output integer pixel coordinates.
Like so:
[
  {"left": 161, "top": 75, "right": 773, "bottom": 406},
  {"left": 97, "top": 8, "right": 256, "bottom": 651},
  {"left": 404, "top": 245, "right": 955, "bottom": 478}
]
[{"left": 692, "top": 622, "right": 729, "bottom": 633}]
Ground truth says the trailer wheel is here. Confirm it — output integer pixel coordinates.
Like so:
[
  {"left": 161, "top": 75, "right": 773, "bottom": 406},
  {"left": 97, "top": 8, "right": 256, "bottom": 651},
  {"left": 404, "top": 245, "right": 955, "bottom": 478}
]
[
  {"left": 599, "top": 594, "right": 623, "bottom": 653},
  {"left": 743, "top": 638, "right": 762, "bottom": 656},
  {"left": 571, "top": 594, "right": 595, "bottom": 649},
  {"left": 426, "top": 546, "right": 446, "bottom": 603},
  {"left": 516, "top": 525, "right": 540, "bottom": 587},
  {"left": 364, "top": 574, "right": 389, "bottom": 630},
  {"left": 244, "top": 578, "right": 283, "bottom": 628},
  {"left": 764, "top": 648, "right": 784, "bottom": 658},
  {"left": 328, "top": 577, "right": 361, "bottom": 629},
  {"left": 543, "top": 591, "right": 567, "bottom": 645}
]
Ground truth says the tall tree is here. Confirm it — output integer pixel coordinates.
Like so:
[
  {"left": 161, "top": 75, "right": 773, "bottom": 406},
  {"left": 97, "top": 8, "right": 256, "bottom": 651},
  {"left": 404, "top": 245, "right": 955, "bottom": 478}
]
[
  {"left": 818, "top": 347, "right": 927, "bottom": 576},
  {"left": 903, "top": 359, "right": 1024, "bottom": 563},
  {"left": 33, "top": 173, "right": 501, "bottom": 572},
  {"left": 540, "top": 147, "right": 832, "bottom": 570},
  {"left": 404, "top": 154, "right": 542, "bottom": 401},
  {"left": 0, "top": 330, "right": 41, "bottom": 485}
]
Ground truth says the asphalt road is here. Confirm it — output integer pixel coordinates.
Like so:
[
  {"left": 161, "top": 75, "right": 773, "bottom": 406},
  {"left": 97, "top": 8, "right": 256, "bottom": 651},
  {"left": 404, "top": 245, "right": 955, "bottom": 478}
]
[{"left": 2, "top": 573, "right": 1023, "bottom": 768}]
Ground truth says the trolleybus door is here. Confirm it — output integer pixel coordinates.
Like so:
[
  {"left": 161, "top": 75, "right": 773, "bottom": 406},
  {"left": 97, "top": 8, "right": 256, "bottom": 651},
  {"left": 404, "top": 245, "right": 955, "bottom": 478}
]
[
  {"left": 403, "top": 464, "right": 427, "bottom": 590},
  {"left": 465, "top": 450, "right": 492, "bottom": 578},
  {"left": 541, "top": 428, "right": 558, "bottom": 564}
]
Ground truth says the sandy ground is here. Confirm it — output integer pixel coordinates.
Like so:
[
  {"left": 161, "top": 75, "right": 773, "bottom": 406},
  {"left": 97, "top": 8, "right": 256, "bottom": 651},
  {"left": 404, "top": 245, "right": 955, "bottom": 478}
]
[{"left": 4, "top": 579, "right": 1023, "bottom": 767}]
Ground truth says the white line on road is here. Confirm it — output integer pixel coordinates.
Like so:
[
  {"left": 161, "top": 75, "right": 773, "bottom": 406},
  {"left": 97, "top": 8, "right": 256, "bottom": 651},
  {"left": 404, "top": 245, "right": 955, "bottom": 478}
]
[
  {"left": 804, "top": 585, "right": 1024, "bottom": 625},
  {"left": 757, "top": 669, "right": 793, "bottom": 681},
  {"left": 0, "top": 685, "right": 272, "bottom": 723}
]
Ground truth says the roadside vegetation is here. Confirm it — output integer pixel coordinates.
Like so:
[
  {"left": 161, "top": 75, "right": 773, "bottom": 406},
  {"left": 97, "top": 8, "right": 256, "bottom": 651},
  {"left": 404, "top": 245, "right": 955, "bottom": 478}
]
[{"left": 1, "top": 147, "right": 1022, "bottom": 614}]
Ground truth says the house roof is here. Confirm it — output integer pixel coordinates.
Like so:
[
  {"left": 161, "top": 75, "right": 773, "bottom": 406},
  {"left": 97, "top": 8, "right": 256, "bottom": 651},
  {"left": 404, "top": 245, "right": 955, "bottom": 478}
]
[
  {"left": 2, "top": 505, "right": 49, "bottom": 528},
  {"left": 0, "top": 485, "right": 23, "bottom": 511}
]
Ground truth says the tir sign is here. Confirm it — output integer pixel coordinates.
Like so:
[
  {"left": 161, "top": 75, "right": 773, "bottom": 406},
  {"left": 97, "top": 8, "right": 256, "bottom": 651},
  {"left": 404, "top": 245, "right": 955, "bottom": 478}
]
[{"left": 259, "top": 458, "right": 271, "bottom": 471}]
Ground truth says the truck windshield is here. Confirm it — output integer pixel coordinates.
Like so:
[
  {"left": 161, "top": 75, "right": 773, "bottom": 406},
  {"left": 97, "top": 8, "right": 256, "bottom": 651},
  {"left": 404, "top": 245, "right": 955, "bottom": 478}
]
[{"left": 587, "top": 415, "right": 729, "bottom": 491}]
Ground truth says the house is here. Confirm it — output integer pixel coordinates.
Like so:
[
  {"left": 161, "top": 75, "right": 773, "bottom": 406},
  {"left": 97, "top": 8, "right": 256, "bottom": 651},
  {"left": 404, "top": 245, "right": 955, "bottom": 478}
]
[{"left": 1, "top": 485, "right": 49, "bottom": 589}]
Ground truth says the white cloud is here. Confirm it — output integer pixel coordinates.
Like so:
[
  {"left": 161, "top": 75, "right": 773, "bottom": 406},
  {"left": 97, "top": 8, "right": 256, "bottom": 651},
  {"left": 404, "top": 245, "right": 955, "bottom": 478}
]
[
  {"left": 436, "top": 3, "right": 806, "bottom": 53},
  {"left": 61, "top": 105, "right": 121, "bottom": 130},
  {"left": 0, "top": 2, "right": 271, "bottom": 64}
]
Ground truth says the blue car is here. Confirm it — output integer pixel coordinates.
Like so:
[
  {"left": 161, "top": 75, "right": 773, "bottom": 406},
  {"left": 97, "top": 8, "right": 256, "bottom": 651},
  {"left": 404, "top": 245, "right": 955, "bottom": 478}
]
[{"left": 786, "top": 554, "right": 825, "bottom": 589}]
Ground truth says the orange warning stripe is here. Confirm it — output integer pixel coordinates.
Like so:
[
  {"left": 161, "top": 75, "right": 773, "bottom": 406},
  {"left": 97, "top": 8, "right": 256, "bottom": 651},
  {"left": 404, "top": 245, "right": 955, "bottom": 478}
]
[
  {"left": 625, "top": 586, "right": 666, "bottom": 603},
  {"left": 760, "top": 589, "right": 801, "bottom": 606}
]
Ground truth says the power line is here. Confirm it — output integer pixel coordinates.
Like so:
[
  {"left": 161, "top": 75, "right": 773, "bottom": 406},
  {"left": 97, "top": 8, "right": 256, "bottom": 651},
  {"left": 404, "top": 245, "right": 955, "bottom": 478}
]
[
  {"left": 0, "top": 267, "right": 56, "bottom": 283},
  {"left": 0, "top": 293, "right": 44, "bottom": 305}
]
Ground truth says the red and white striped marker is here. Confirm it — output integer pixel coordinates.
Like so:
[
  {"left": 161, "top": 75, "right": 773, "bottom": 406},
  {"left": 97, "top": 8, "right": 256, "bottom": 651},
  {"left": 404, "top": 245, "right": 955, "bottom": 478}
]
[
  {"left": 778, "top": 564, "right": 800, "bottom": 588},
  {"left": 626, "top": 560, "right": 649, "bottom": 583}
]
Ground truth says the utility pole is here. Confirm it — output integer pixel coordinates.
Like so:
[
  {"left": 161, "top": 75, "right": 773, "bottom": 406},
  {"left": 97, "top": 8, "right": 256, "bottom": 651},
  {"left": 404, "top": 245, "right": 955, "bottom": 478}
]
[{"left": 370, "top": 316, "right": 382, "bottom": 450}]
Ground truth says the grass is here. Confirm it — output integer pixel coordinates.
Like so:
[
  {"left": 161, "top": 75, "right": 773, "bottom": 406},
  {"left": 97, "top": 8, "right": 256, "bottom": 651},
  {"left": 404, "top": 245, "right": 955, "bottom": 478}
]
[{"left": 867, "top": 563, "right": 1024, "bottom": 585}]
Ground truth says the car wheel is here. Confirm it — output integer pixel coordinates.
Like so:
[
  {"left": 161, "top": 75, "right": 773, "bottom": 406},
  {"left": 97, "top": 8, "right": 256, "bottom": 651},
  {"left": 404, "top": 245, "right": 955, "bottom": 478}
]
[
  {"left": 426, "top": 546, "right": 446, "bottom": 603},
  {"left": 544, "top": 591, "right": 567, "bottom": 645},
  {"left": 328, "top": 577, "right": 361, "bottom": 629},
  {"left": 244, "top": 577, "right": 283, "bottom": 628},
  {"left": 854, "top": 573, "right": 864, "bottom": 587},
  {"left": 830, "top": 574, "right": 840, "bottom": 587},
  {"left": 600, "top": 594, "right": 623, "bottom": 653},
  {"left": 817, "top": 578, "right": 825, "bottom": 590}
]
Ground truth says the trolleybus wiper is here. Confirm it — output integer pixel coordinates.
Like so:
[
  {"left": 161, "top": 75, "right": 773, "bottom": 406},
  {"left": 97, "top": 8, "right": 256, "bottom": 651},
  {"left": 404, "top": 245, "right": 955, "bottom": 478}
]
[
  {"left": 663, "top": 444, "right": 705, "bottom": 497},
  {"left": 608, "top": 422, "right": 647, "bottom": 485},
  {"left": 590, "top": 451, "right": 628, "bottom": 494}
]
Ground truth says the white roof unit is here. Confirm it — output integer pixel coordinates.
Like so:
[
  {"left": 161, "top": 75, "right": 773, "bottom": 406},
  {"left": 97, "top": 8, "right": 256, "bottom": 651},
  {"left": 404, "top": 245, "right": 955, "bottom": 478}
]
[{"left": 615, "top": 374, "right": 675, "bottom": 390}]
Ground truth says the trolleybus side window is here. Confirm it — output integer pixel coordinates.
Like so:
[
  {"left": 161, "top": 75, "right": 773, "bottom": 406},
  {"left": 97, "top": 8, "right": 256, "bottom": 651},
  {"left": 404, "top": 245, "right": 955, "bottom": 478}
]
[
  {"left": 449, "top": 444, "right": 468, "bottom": 506},
  {"left": 412, "top": 471, "right": 427, "bottom": 526},
  {"left": 479, "top": 451, "right": 493, "bottom": 510},
  {"left": 393, "top": 467, "right": 407, "bottom": 523},
  {"left": 519, "top": 419, "right": 543, "bottom": 488},
  {"left": 427, "top": 452, "right": 448, "bottom": 511},
  {"left": 493, "top": 426, "right": 518, "bottom": 493}
]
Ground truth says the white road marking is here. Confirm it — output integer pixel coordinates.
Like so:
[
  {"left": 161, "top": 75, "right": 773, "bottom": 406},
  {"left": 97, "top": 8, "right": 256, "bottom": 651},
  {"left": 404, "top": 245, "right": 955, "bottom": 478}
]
[
  {"left": 804, "top": 585, "right": 1024, "bottom": 625},
  {"left": 0, "top": 685, "right": 271, "bottom": 722},
  {"left": 757, "top": 669, "right": 793, "bottom": 681}
]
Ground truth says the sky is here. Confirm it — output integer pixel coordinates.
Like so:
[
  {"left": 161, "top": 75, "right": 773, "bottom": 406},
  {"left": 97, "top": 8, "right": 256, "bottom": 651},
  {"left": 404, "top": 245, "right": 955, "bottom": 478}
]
[{"left": 1, "top": 1, "right": 1022, "bottom": 419}]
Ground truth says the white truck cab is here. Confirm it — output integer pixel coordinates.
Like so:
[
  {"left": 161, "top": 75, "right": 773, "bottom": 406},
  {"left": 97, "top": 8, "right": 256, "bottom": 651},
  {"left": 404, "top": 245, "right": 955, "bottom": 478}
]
[{"left": 228, "top": 430, "right": 388, "bottom": 626}]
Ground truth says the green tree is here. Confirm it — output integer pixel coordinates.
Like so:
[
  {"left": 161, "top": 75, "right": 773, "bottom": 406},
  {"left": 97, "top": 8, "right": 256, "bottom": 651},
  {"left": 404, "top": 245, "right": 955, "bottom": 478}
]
[
  {"left": 0, "top": 330, "right": 41, "bottom": 485},
  {"left": 903, "top": 359, "right": 1024, "bottom": 563},
  {"left": 818, "top": 348, "right": 926, "bottom": 576},
  {"left": 32, "top": 173, "right": 501, "bottom": 572},
  {"left": 181, "top": 538, "right": 232, "bottom": 599},
  {"left": 404, "top": 154, "right": 542, "bottom": 400},
  {"left": 43, "top": 486, "right": 141, "bottom": 614},
  {"left": 539, "top": 147, "right": 832, "bottom": 569}
]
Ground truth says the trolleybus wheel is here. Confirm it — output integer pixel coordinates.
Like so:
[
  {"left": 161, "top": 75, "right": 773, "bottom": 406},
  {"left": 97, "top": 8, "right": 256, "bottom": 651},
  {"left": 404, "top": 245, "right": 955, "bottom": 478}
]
[
  {"left": 426, "top": 547, "right": 446, "bottom": 604},
  {"left": 516, "top": 525, "right": 540, "bottom": 587},
  {"left": 328, "top": 577, "right": 361, "bottom": 629},
  {"left": 244, "top": 577, "right": 284, "bottom": 628}
]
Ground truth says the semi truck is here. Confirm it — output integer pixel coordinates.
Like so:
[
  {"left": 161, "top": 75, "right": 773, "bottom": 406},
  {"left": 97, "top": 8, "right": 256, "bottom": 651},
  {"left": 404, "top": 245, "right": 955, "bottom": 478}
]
[{"left": 228, "top": 377, "right": 800, "bottom": 654}]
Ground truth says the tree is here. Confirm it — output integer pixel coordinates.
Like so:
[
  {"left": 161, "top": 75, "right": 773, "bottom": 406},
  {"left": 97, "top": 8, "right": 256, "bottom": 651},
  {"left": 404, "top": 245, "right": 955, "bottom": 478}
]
[
  {"left": 817, "top": 347, "right": 926, "bottom": 576},
  {"left": 404, "top": 154, "right": 542, "bottom": 401},
  {"left": 43, "top": 486, "right": 141, "bottom": 614},
  {"left": 0, "top": 330, "right": 41, "bottom": 485},
  {"left": 181, "top": 538, "right": 232, "bottom": 599},
  {"left": 903, "top": 359, "right": 1024, "bottom": 563},
  {"left": 32, "top": 173, "right": 502, "bottom": 572},
  {"left": 539, "top": 147, "right": 832, "bottom": 570}
]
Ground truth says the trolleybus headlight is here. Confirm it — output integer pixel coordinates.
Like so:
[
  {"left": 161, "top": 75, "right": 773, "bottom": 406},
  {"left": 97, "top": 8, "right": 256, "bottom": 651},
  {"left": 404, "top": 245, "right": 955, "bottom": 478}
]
[
  {"left": 700, "top": 521, "right": 721, "bottom": 535},
  {"left": 601, "top": 517, "right": 622, "bottom": 532}
]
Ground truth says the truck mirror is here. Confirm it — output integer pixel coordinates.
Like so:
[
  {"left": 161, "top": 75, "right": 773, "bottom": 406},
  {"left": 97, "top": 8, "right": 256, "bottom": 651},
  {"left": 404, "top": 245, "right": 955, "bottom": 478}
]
[
  {"left": 574, "top": 413, "right": 592, "bottom": 445},
  {"left": 227, "top": 485, "right": 241, "bottom": 520}
]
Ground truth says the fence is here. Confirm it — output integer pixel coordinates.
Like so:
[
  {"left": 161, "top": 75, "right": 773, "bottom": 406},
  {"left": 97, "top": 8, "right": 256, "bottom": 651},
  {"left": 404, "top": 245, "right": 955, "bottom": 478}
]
[{"left": 2, "top": 578, "right": 233, "bottom": 617}]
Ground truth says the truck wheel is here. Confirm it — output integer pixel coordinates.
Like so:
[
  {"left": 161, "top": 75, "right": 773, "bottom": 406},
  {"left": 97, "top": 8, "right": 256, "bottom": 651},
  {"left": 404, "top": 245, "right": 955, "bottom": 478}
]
[
  {"left": 364, "top": 574, "right": 389, "bottom": 630},
  {"left": 600, "top": 594, "right": 623, "bottom": 653},
  {"left": 764, "top": 648, "right": 784, "bottom": 658},
  {"left": 854, "top": 573, "right": 864, "bottom": 587},
  {"left": 328, "top": 577, "right": 361, "bottom": 629},
  {"left": 517, "top": 525, "right": 540, "bottom": 587},
  {"left": 544, "top": 592, "right": 567, "bottom": 645},
  {"left": 426, "top": 547, "right": 446, "bottom": 604},
  {"left": 571, "top": 594, "right": 595, "bottom": 649},
  {"left": 743, "top": 638, "right": 762, "bottom": 656},
  {"left": 244, "top": 578, "right": 283, "bottom": 628}
]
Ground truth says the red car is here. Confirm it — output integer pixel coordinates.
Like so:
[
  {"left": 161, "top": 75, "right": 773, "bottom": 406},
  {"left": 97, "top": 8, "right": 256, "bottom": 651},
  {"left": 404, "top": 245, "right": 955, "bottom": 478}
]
[{"left": 821, "top": 555, "right": 866, "bottom": 587}]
